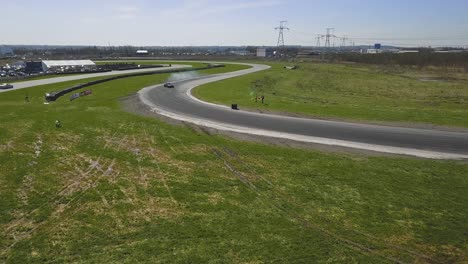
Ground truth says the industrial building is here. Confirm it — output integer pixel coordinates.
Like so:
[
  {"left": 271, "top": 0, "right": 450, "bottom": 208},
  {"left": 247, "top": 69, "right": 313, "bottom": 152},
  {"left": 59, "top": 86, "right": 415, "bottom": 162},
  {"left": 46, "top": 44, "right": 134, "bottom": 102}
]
[
  {"left": 257, "top": 48, "right": 267, "bottom": 57},
  {"left": 256, "top": 48, "right": 274, "bottom": 57},
  {"left": 136, "top": 50, "right": 149, "bottom": 56},
  {"left": 0, "top": 45, "right": 14, "bottom": 57},
  {"left": 41, "top": 60, "right": 96, "bottom": 72},
  {"left": 230, "top": 50, "right": 250, "bottom": 56},
  {"left": 23, "top": 60, "right": 97, "bottom": 73},
  {"left": 25, "top": 61, "right": 44, "bottom": 73}
]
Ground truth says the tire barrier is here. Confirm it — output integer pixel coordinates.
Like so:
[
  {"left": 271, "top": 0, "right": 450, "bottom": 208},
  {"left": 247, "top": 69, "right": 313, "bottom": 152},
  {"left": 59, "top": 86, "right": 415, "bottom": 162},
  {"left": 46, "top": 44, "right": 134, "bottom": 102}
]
[{"left": 45, "top": 64, "right": 224, "bottom": 102}]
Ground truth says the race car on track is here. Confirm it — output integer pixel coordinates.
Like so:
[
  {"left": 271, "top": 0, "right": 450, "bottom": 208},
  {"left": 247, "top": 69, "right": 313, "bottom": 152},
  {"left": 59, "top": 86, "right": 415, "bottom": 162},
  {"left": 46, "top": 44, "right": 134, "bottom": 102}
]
[{"left": 164, "top": 82, "right": 175, "bottom": 88}]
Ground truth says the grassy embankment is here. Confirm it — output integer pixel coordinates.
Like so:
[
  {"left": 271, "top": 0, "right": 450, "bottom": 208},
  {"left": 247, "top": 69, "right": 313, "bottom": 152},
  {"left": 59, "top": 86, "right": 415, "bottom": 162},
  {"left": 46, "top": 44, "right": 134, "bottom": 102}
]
[
  {"left": 193, "top": 61, "right": 468, "bottom": 127},
  {"left": 0, "top": 62, "right": 467, "bottom": 263}
]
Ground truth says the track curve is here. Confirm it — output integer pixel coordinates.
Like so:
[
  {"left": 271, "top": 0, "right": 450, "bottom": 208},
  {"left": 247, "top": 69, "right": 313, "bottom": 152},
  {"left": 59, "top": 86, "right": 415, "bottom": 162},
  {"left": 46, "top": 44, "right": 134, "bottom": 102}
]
[{"left": 138, "top": 62, "right": 468, "bottom": 160}]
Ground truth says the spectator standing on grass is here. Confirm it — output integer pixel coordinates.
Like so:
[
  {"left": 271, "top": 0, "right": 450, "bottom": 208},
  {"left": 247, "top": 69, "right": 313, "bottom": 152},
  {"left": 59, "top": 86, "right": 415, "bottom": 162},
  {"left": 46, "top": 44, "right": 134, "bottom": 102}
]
[{"left": 261, "top": 95, "right": 265, "bottom": 104}]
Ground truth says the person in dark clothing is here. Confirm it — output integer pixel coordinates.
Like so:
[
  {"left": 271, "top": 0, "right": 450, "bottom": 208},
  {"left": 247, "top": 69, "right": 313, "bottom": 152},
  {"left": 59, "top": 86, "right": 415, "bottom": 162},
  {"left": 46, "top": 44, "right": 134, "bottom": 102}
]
[{"left": 261, "top": 95, "right": 265, "bottom": 104}]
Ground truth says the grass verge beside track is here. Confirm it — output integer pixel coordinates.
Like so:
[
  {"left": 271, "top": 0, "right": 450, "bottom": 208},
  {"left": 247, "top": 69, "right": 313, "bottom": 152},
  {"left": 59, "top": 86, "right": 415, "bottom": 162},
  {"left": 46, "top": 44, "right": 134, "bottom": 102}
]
[
  {"left": 0, "top": 62, "right": 467, "bottom": 263},
  {"left": 193, "top": 61, "right": 468, "bottom": 128}
]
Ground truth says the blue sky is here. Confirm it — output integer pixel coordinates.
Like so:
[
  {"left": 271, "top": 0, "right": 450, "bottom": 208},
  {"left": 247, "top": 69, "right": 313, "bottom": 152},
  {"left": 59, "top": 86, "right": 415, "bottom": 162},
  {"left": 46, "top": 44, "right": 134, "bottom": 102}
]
[{"left": 2, "top": 0, "right": 467, "bottom": 47}]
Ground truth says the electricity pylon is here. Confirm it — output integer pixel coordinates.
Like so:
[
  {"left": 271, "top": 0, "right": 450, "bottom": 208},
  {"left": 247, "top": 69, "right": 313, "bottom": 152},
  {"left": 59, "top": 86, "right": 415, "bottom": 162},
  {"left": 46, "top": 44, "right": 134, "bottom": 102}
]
[{"left": 275, "top": 21, "right": 289, "bottom": 54}]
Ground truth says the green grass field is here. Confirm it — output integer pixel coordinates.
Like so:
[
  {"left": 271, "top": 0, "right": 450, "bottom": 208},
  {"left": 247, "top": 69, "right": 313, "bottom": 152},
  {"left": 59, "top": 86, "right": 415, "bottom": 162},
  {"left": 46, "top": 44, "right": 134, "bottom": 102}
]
[
  {"left": 194, "top": 61, "right": 468, "bottom": 128},
  {"left": 0, "top": 62, "right": 467, "bottom": 263}
]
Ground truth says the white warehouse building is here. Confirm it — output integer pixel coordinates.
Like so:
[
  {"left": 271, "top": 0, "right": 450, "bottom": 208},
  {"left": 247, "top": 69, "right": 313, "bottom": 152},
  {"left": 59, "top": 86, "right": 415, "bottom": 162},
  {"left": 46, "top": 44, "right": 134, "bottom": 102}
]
[{"left": 41, "top": 60, "right": 96, "bottom": 72}]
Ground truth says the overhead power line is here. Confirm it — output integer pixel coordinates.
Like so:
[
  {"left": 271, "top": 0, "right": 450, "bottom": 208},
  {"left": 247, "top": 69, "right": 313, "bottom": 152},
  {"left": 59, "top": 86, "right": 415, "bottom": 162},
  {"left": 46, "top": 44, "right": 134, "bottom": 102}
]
[
  {"left": 285, "top": 28, "right": 467, "bottom": 47},
  {"left": 349, "top": 37, "right": 468, "bottom": 40}
]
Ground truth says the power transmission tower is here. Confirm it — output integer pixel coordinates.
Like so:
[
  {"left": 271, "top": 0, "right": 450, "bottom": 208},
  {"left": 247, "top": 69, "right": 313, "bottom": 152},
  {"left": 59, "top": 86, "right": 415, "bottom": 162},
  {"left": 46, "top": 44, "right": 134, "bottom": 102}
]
[
  {"left": 316, "top": 34, "right": 322, "bottom": 47},
  {"left": 324, "top": 28, "right": 335, "bottom": 48},
  {"left": 275, "top": 21, "right": 289, "bottom": 54},
  {"left": 340, "top": 36, "right": 348, "bottom": 47}
]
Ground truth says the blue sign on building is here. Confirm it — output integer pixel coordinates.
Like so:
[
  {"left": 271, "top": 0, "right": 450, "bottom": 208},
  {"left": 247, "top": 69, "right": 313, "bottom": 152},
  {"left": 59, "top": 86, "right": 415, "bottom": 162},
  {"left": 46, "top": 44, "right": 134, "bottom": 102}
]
[{"left": 374, "top": 43, "right": 382, "bottom": 49}]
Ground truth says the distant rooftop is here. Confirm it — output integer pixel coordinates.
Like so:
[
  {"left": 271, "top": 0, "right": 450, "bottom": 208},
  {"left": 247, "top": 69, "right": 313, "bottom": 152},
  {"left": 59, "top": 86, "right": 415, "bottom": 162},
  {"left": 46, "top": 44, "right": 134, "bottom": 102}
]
[
  {"left": 42, "top": 60, "right": 95, "bottom": 67},
  {"left": 0, "top": 45, "right": 14, "bottom": 55}
]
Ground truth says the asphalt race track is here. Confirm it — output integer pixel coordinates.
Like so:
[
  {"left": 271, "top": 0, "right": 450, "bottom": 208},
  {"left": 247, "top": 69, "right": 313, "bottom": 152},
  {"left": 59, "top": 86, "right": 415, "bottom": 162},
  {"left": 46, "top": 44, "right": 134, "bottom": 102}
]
[
  {"left": 3, "top": 62, "right": 467, "bottom": 159},
  {"left": 139, "top": 63, "right": 468, "bottom": 160},
  {"left": 0, "top": 64, "right": 190, "bottom": 93}
]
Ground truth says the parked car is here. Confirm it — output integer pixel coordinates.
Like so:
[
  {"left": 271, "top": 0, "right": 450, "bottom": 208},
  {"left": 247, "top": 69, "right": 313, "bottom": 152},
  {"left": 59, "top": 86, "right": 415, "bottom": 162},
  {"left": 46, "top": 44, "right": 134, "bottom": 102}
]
[
  {"left": 164, "top": 82, "right": 175, "bottom": 88},
  {"left": 0, "top": 83, "right": 14, "bottom": 89}
]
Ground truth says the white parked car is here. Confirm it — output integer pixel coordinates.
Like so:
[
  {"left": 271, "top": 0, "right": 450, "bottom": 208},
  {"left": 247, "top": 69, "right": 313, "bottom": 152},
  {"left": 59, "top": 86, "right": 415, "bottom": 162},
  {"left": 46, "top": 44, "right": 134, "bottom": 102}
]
[{"left": 0, "top": 83, "right": 14, "bottom": 89}]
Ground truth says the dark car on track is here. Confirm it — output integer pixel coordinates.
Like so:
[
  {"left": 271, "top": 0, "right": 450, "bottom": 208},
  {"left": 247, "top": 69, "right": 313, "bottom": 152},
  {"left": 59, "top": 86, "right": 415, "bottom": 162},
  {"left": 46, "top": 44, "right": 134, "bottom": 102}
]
[
  {"left": 0, "top": 83, "right": 13, "bottom": 90},
  {"left": 164, "top": 82, "right": 175, "bottom": 88}
]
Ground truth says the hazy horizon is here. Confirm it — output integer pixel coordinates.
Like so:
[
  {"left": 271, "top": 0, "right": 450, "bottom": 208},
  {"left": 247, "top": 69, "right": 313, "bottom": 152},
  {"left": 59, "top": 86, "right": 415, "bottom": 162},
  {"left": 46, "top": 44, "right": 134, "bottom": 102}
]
[{"left": 2, "top": 0, "right": 468, "bottom": 47}]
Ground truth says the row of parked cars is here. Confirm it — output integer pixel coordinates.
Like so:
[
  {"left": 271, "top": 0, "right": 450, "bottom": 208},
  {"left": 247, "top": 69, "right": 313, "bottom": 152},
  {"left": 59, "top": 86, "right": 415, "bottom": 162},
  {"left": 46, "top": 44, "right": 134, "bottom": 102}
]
[{"left": 0, "top": 70, "right": 27, "bottom": 77}]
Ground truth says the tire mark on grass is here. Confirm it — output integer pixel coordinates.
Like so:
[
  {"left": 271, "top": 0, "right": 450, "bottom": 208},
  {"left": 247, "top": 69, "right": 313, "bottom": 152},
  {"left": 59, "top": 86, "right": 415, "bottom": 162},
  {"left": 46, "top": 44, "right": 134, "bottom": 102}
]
[
  {"left": 212, "top": 148, "right": 257, "bottom": 191},
  {"left": 222, "top": 146, "right": 273, "bottom": 186},
  {"left": 56, "top": 159, "right": 116, "bottom": 211},
  {"left": 116, "top": 124, "right": 134, "bottom": 152},
  {"left": 103, "top": 123, "right": 126, "bottom": 149},
  {"left": 0, "top": 140, "right": 14, "bottom": 152},
  {"left": 1, "top": 123, "right": 129, "bottom": 259},
  {"left": 5, "top": 156, "right": 100, "bottom": 233},
  {"left": 218, "top": 146, "right": 436, "bottom": 262},
  {"left": 131, "top": 132, "right": 148, "bottom": 189},
  {"left": 1, "top": 158, "right": 117, "bottom": 260},
  {"left": 145, "top": 126, "right": 177, "bottom": 204},
  {"left": 158, "top": 128, "right": 178, "bottom": 154},
  {"left": 211, "top": 147, "right": 410, "bottom": 264},
  {"left": 168, "top": 135, "right": 190, "bottom": 152},
  {"left": 196, "top": 125, "right": 437, "bottom": 264},
  {"left": 15, "top": 134, "right": 44, "bottom": 204}
]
